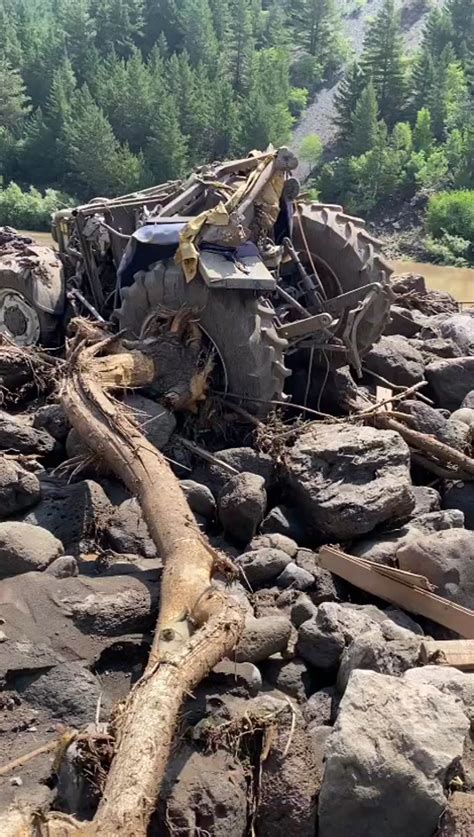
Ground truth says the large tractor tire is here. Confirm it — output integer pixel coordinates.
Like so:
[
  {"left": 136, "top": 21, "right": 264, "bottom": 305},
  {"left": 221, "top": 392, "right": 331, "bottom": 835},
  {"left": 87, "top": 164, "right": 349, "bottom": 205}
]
[
  {"left": 296, "top": 203, "right": 393, "bottom": 355},
  {"left": 116, "top": 260, "right": 291, "bottom": 414},
  {"left": 0, "top": 232, "right": 64, "bottom": 347}
]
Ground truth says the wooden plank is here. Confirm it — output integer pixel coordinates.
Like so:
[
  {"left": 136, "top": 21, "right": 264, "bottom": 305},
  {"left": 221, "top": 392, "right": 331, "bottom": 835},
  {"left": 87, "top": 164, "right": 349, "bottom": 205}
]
[
  {"left": 317, "top": 547, "right": 474, "bottom": 639},
  {"left": 420, "top": 640, "right": 474, "bottom": 671},
  {"left": 375, "top": 386, "right": 393, "bottom": 412}
]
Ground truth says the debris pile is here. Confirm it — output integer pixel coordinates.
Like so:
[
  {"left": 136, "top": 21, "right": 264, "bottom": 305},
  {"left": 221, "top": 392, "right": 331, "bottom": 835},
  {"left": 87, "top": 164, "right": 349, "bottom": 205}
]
[{"left": 0, "top": 154, "right": 473, "bottom": 835}]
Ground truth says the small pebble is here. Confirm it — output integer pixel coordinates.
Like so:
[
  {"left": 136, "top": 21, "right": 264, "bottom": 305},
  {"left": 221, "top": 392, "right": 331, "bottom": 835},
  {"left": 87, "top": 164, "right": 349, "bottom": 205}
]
[{"left": 10, "top": 777, "right": 23, "bottom": 786}]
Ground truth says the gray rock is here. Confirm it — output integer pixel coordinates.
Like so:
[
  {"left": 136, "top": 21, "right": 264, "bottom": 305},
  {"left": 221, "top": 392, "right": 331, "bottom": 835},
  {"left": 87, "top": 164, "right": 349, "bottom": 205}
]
[
  {"left": 71, "top": 584, "right": 160, "bottom": 636},
  {"left": 123, "top": 393, "right": 176, "bottom": 450},
  {"left": 462, "top": 390, "right": 474, "bottom": 409},
  {"left": 0, "top": 410, "right": 59, "bottom": 455},
  {"left": 32, "top": 404, "right": 70, "bottom": 442},
  {"left": 290, "top": 594, "right": 318, "bottom": 627},
  {"left": 261, "top": 505, "right": 305, "bottom": 542},
  {"left": 404, "top": 666, "right": 474, "bottom": 722},
  {"left": 285, "top": 423, "right": 414, "bottom": 539},
  {"left": 276, "top": 562, "right": 314, "bottom": 590},
  {"left": 352, "top": 526, "right": 419, "bottom": 566},
  {"left": 363, "top": 335, "right": 425, "bottom": 387},
  {"left": 337, "top": 622, "right": 423, "bottom": 692},
  {"left": 180, "top": 479, "right": 216, "bottom": 519},
  {"left": 235, "top": 614, "right": 291, "bottom": 663},
  {"left": 296, "top": 549, "right": 341, "bottom": 603},
  {"left": 250, "top": 533, "right": 298, "bottom": 558},
  {"left": 260, "top": 657, "right": 314, "bottom": 700},
  {"left": 0, "top": 638, "right": 64, "bottom": 682},
  {"left": 426, "top": 357, "right": 474, "bottom": 411},
  {"left": 22, "top": 478, "right": 111, "bottom": 553},
  {"left": 420, "top": 336, "right": 463, "bottom": 361},
  {"left": 318, "top": 670, "right": 469, "bottom": 837},
  {"left": 398, "top": 400, "right": 470, "bottom": 451},
  {"left": 45, "top": 556, "right": 79, "bottom": 578},
  {"left": 435, "top": 312, "right": 474, "bottom": 355},
  {"left": 209, "top": 660, "right": 262, "bottom": 696},
  {"left": 0, "top": 522, "right": 63, "bottom": 576},
  {"left": 192, "top": 447, "right": 275, "bottom": 496},
  {"left": 298, "top": 602, "right": 420, "bottom": 671},
  {"left": 100, "top": 554, "right": 162, "bottom": 577},
  {"left": 0, "top": 457, "right": 40, "bottom": 518},
  {"left": 411, "top": 509, "right": 465, "bottom": 533},
  {"left": 16, "top": 662, "right": 107, "bottom": 727},
  {"left": 450, "top": 407, "right": 474, "bottom": 428},
  {"left": 306, "top": 724, "right": 332, "bottom": 776},
  {"left": 410, "top": 485, "right": 441, "bottom": 516},
  {"left": 384, "top": 305, "right": 429, "bottom": 338},
  {"left": 218, "top": 472, "right": 266, "bottom": 543},
  {"left": 443, "top": 481, "right": 474, "bottom": 529},
  {"left": 106, "top": 497, "right": 157, "bottom": 558},
  {"left": 236, "top": 547, "right": 291, "bottom": 587},
  {"left": 397, "top": 529, "right": 474, "bottom": 608},
  {"left": 303, "top": 686, "right": 338, "bottom": 726}
]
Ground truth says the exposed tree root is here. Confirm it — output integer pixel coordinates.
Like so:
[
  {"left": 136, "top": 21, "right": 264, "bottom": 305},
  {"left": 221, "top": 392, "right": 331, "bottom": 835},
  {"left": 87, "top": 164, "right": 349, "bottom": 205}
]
[{"left": 13, "top": 327, "right": 245, "bottom": 836}]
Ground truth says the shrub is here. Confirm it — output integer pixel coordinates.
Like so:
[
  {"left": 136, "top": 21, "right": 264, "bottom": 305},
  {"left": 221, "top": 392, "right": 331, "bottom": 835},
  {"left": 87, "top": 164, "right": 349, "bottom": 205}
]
[
  {"left": 0, "top": 182, "right": 74, "bottom": 231},
  {"left": 426, "top": 190, "right": 474, "bottom": 244}
]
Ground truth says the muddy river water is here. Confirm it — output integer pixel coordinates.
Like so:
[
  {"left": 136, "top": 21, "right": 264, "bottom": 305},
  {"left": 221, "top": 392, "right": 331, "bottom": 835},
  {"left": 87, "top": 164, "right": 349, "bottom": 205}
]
[{"left": 393, "top": 261, "right": 474, "bottom": 306}]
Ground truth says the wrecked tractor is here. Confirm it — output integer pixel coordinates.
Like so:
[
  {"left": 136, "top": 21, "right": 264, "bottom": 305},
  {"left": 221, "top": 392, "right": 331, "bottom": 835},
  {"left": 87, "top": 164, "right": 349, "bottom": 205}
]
[{"left": 0, "top": 148, "right": 393, "bottom": 412}]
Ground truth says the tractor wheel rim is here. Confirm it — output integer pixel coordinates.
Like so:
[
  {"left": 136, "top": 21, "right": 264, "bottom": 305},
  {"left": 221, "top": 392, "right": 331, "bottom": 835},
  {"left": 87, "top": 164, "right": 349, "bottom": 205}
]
[{"left": 0, "top": 289, "right": 41, "bottom": 346}]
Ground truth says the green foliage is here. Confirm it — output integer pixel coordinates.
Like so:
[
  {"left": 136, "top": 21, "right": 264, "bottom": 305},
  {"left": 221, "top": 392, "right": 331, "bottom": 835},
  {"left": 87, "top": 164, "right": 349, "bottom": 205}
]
[
  {"left": 0, "top": 182, "right": 73, "bottom": 230},
  {"left": 0, "top": 60, "right": 30, "bottom": 131},
  {"left": 288, "top": 87, "right": 309, "bottom": 117},
  {"left": 425, "top": 232, "right": 471, "bottom": 267},
  {"left": 334, "top": 62, "right": 365, "bottom": 138},
  {"left": 413, "top": 108, "right": 433, "bottom": 152},
  {"left": 350, "top": 82, "right": 379, "bottom": 156},
  {"left": 361, "top": 0, "right": 407, "bottom": 126},
  {"left": 298, "top": 134, "right": 323, "bottom": 169},
  {"left": 289, "top": 0, "right": 347, "bottom": 75},
  {"left": 427, "top": 190, "right": 474, "bottom": 243}
]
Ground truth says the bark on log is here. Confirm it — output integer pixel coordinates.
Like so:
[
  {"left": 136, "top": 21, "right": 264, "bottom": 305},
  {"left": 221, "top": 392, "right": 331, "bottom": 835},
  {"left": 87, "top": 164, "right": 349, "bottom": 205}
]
[
  {"left": 32, "top": 336, "right": 245, "bottom": 836},
  {"left": 374, "top": 414, "right": 474, "bottom": 480}
]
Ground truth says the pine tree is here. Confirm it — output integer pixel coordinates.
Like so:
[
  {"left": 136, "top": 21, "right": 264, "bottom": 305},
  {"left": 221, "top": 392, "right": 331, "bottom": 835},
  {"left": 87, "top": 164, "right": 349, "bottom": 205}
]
[
  {"left": 46, "top": 58, "right": 77, "bottom": 134},
  {"left": 180, "top": 0, "right": 218, "bottom": 68},
  {"left": 350, "top": 81, "right": 379, "bottom": 156},
  {"left": 0, "top": 1, "right": 22, "bottom": 67},
  {"left": 334, "top": 62, "right": 365, "bottom": 139},
  {"left": 145, "top": 95, "right": 188, "bottom": 182},
  {"left": 93, "top": 0, "right": 145, "bottom": 58},
  {"left": 421, "top": 7, "right": 453, "bottom": 60},
  {"left": 64, "top": 85, "right": 141, "bottom": 197},
  {"left": 413, "top": 107, "right": 433, "bottom": 152},
  {"left": 447, "top": 0, "right": 474, "bottom": 61},
  {"left": 361, "top": 0, "right": 406, "bottom": 127},
  {"left": 290, "top": 0, "right": 345, "bottom": 74},
  {"left": 0, "top": 59, "right": 31, "bottom": 131},
  {"left": 228, "top": 0, "right": 254, "bottom": 94},
  {"left": 15, "top": 107, "right": 57, "bottom": 185},
  {"left": 56, "top": 0, "right": 96, "bottom": 80}
]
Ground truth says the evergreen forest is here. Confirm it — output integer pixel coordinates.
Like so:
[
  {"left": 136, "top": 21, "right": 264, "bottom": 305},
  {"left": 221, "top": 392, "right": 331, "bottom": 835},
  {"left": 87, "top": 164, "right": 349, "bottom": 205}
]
[{"left": 0, "top": 0, "right": 472, "bottom": 264}]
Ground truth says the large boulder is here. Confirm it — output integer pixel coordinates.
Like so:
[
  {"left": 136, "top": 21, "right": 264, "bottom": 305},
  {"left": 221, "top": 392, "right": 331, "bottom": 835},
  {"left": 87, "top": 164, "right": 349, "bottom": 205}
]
[
  {"left": 0, "top": 522, "right": 63, "bottom": 577},
  {"left": 0, "top": 410, "right": 59, "bottom": 456},
  {"left": 426, "top": 357, "right": 474, "bottom": 411},
  {"left": 363, "top": 335, "right": 425, "bottom": 387},
  {"left": 0, "top": 457, "right": 41, "bottom": 518},
  {"left": 192, "top": 447, "right": 275, "bottom": 496},
  {"left": 397, "top": 529, "right": 474, "bottom": 608},
  {"left": 430, "top": 312, "right": 474, "bottom": 356},
  {"left": 318, "top": 670, "right": 470, "bottom": 837},
  {"left": 397, "top": 400, "right": 471, "bottom": 450},
  {"left": 236, "top": 547, "right": 291, "bottom": 587},
  {"left": 16, "top": 661, "right": 107, "bottom": 727},
  {"left": 21, "top": 477, "right": 111, "bottom": 553},
  {"left": 123, "top": 393, "right": 176, "bottom": 450},
  {"left": 285, "top": 424, "right": 414, "bottom": 539},
  {"left": 218, "top": 472, "right": 267, "bottom": 544}
]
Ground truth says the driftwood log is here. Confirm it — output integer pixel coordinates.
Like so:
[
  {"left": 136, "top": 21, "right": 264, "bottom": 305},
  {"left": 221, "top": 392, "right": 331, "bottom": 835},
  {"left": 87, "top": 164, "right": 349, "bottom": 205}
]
[{"left": 8, "top": 327, "right": 245, "bottom": 836}]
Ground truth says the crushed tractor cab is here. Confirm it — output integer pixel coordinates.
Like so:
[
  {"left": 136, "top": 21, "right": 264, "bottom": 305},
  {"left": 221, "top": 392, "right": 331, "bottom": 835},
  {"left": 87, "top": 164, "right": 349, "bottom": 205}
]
[{"left": 1, "top": 147, "right": 393, "bottom": 413}]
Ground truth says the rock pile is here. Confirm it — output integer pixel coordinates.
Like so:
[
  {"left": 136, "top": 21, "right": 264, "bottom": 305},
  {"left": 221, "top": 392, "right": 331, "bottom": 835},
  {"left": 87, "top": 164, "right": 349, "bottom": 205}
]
[{"left": 0, "top": 275, "right": 473, "bottom": 835}]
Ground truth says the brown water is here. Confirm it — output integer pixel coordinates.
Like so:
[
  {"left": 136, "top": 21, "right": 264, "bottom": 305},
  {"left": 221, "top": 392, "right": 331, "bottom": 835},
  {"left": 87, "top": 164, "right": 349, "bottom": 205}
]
[
  {"left": 393, "top": 261, "right": 474, "bottom": 305},
  {"left": 19, "top": 230, "right": 55, "bottom": 247}
]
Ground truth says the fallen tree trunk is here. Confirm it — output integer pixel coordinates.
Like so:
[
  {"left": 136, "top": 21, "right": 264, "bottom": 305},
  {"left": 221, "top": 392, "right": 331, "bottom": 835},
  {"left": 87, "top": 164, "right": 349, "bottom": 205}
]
[{"left": 35, "top": 335, "right": 244, "bottom": 835}]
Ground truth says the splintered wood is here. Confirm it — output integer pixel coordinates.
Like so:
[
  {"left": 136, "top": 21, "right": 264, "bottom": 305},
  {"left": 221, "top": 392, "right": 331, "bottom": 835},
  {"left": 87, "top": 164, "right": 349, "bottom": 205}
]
[{"left": 317, "top": 547, "right": 474, "bottom": 639}]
